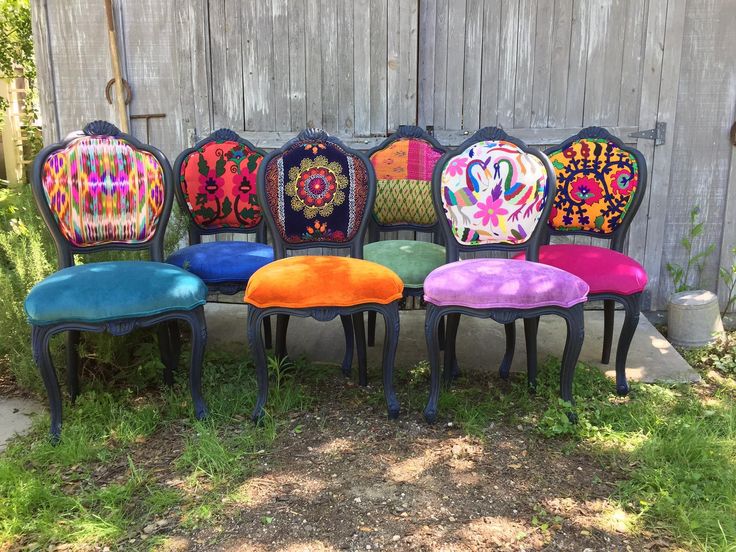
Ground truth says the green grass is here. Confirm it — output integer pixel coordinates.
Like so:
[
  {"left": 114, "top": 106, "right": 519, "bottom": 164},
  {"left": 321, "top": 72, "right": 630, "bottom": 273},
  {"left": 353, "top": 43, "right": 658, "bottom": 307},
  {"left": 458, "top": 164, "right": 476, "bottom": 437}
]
[
  {"left": 0, "top": 344, "right": 312, "bottom": 549},
  {"left": 2, "top": 331, "right": 736, "bottom": 550}
]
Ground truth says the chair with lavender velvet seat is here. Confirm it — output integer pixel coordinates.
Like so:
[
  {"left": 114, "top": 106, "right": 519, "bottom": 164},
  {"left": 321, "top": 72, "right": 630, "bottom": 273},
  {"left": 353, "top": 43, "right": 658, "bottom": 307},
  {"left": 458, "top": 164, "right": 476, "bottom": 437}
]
[
  {"left": 422, "top": 127, "right": 589, "bottom": 424},
  {"left": 513, "top": 127, "right": 648, "bottom": 395},
  {"left": 24, "top": 121, "right": 208, "bottom": 441}
]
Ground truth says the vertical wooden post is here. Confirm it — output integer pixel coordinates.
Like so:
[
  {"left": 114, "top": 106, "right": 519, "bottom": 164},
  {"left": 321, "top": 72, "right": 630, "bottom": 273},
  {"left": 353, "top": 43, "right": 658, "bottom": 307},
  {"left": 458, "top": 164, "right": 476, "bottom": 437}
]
[
  {"left": 0, "top": 78, "right": 25, "bottom": 186},
  {"left": 104, "top": 0, "right": 128, "bottom": 133}
]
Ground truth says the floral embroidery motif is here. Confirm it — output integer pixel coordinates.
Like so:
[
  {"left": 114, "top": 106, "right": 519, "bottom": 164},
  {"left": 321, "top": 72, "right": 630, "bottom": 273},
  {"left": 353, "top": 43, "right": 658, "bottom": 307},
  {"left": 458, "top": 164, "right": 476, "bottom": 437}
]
[
  {"left": 286, "top": 155, "right": 348, "bottom": 219},
  {"left": 42, "top": 136, "right": 165, "bottom": 247},
  {"left": 548, "top": 138, "right": 640, "bottom": 234},
  {"left": 440, "top": 140, "right": 547, "bottom": 245},
  {"left": 180, "top": 140, "right": 263, "bottom": 229}
]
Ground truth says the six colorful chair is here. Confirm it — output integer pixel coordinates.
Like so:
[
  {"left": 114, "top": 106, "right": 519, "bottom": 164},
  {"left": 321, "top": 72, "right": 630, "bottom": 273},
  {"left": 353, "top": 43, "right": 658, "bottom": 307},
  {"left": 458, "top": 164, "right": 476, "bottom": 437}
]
[
  {"left": 422, "top": 127, "right": 590, "bottom": 423},
  {"left": 513, "top": 127, "right": 648, "bottom": 396},
  {"left": 24, "top": 121, "right": 648, "bottom": 439},
  {"left": 24, "top": 121, "right": 209, "bottom": 441}
]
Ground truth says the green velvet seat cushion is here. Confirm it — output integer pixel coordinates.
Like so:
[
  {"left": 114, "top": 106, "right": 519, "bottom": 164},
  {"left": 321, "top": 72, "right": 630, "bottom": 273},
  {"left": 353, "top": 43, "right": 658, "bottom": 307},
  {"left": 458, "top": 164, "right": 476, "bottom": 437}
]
[
  {"left": 364, "top": 240, "right": 445, "bottom": 289},
  {"left": 25, "top": 261, "right": 208, "bottom": 326}
]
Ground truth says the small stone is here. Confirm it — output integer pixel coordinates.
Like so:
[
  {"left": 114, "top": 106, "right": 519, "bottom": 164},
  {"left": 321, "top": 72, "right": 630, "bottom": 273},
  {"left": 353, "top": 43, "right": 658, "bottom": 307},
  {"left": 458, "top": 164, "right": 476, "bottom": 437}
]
[
  {"left": 143, "top": 524, "right": 157, "bottom": 534},
  {"left": 156, "top": 519, "right": 169, "bottom": 527},
  {"left": 354, "top": 497, "right": 362, "bottom": 503},
  {"left": 449, "top": 516, "right": 456, "bottom": 522}
]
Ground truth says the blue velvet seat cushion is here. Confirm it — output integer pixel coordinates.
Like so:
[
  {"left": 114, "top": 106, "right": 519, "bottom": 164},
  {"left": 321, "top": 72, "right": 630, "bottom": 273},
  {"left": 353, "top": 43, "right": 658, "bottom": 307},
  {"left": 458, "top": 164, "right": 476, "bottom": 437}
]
[
  {"left": 25, "top": 261, "right": 208, "bottom": 325},
  {"left": 166, "top": 241, "right": 274, "bottom": 284}
]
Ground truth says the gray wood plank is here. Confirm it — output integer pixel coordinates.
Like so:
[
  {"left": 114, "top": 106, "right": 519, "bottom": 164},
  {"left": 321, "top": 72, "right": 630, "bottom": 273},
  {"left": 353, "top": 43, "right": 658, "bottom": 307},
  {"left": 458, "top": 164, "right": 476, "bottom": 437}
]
[
  {"left": 387, "top": 0, "right": 401, "bottom": 132},
  {"left": 513, "top": 0, "right": 536, "bottom": 129},
  {"left": 320, "top": 0, "right": 339, "bottom": 132},
  {"left": 288, "top": 0, "right": 307, "bottom": 130},
  {"left": 417, "top": 0, "right": 437, "bottom": 127},
  {"left": 564, "top": 0, "right": 590, "bottom": 126},
  {"left": 432, "top": 0, "right": 449, "bottom": 129},
  {"left": 617, "top": 0, "right": 647, "bottom": 126},
  {"left": 353, "top": 0, "right": 371, "bottom": 135},
  {"left": 272, "top": 0, "right": 291, "bottom": 131},
  {"left": 461, "top": 0, "right": 483, "bottom": 130},
  {"left": 399, "top": 0, "right": 419, "bottom": 126},
  {"left": 337, "top": 0, "right": 355, "bottom": 134},
  {"left": 498, "top": 0, "right": 520, "bottom": 128},
  {"left": 210, "top": 0, "right": 244, "bottom": 130},
  {"left": 547, "top": 0, "right": 572, "bottom": 128},
  {"left": 304, "top": 0, "right": 323, "bottom": 127},
  {"left": 479, "top": 0, "right": 501, "bottom": 127},
  {"left": 531, "top": 0, "right": 554, "bottom": 128},
  {"left": 444, "top": 0, "right": 466, "bottom": 130},
  {"left": 30, "top": 0, "right": 59, "bottom": 143},
  {"left": 370, "top": 0, "right": 388, "bottom": 134}
]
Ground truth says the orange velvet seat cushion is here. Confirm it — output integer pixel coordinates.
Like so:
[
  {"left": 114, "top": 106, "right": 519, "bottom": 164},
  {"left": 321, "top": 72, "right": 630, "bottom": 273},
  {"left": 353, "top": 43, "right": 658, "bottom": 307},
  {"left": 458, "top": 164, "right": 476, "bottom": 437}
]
[{"left": 244, "top": 256, "right": 404, "bottom": 309}]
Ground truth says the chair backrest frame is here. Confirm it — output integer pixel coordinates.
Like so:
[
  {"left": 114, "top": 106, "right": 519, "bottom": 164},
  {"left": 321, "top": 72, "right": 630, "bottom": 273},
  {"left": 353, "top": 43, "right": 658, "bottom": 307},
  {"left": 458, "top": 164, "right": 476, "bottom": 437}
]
[
  {"left": 256, "top": 128, "right": 377, "bottom": 260},
  {"left": 365, "top": 125, "right": 449, "bottom": 239},
  {"left": 431, "top": 127, "right": 556, "bottom": 263},
  {"left": 173, "top": 128, "right": 268, "bottom": 245},
  {"left": 31, "top": 120, "right": 174, "bottom": 269},
  {"left": 543, "top": 126, "right": 648, "bottom": 251}
]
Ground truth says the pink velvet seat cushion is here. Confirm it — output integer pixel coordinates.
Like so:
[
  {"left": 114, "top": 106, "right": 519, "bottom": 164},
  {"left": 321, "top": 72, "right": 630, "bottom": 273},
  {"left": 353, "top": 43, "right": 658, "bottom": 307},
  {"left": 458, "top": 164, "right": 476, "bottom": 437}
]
[
  {"left": 514, "top": 244, "right": 647, "bottom": 295},
  {"left": 423, "top": 258, "right": 589, "bottom": 310}
]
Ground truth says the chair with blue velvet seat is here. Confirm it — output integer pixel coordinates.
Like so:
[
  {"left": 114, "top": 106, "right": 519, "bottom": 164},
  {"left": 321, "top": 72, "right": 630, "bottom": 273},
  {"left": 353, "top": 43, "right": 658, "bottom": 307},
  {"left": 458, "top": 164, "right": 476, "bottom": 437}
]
[
  {"left": 167, "top": 129, "right": 275, "bottom": 347},
  {"left": 25, "top": 121, "right": 208, "bottom": 441},
  {"left": 422, "top": 127, "right": 589, "bottom": 424}
]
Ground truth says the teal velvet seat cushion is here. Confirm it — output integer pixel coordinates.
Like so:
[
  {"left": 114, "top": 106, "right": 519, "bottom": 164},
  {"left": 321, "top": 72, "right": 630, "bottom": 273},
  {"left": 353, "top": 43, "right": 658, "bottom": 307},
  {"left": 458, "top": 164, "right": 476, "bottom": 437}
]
[
  {"left": 25, "top": 261, "right": 208, "bottom": 325},
  {"left": 364, "top": 240, "right": 445, "bottom": 289}
]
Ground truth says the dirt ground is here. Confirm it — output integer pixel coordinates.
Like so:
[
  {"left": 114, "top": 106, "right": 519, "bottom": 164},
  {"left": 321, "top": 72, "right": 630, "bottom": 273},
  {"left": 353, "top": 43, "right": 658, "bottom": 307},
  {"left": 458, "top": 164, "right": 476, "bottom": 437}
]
[{"left": 156, "top": 383, "right": 672, "bottom": 552}]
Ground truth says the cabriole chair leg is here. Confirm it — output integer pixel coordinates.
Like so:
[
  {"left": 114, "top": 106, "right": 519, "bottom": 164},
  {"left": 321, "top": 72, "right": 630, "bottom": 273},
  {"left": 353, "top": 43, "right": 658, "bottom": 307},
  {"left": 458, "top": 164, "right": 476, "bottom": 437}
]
[
  {"left": 560, "top": 305, "right": 585, "bottom": 423},
  {"left": 602, "top": 299, "right": 615, "bottom": 364},
  {"left": 499, "top": 322, "right": 516, "bottom": 379},
  {"left": 249, "top": 308, "right": 269, "bottom": 423},
  {"left": 524, "top": 317, "right": 540, "bottom": 392},
  {"left": 340, "top": 315, "right": 354, "bottom": 377},
  {"left": 615, "top": 293, "right": 641, "bottom": 396},
  {"left": 423, "top": 305, "right": 443, "bottom": 424},
  {"left": 275, "top": 314, "right": 289, "bottom": 361},
  {"left": 352, "top": 312, "right": 368, "bottom": 386},
  {"left": 381, "top": 303, "right": 401, "bottom": 419},
  {"left": 187, "top": 308, "right": 208, "bottom": 420},
  {"left": 367, "top": 310, "right": 376, "bottom": 347},
  {"left": 443, "top": 313, "right": 460, "bottom": 385},
  {"left": 33, "top": 325, "right": 63, "bottom": 443}
]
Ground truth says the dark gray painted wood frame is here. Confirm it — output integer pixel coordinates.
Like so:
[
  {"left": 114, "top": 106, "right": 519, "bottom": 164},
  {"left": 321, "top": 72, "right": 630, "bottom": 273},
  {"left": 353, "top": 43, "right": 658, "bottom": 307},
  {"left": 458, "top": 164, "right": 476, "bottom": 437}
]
[{"left": 29, "top": 120, "right": 208, "bottom": 441}]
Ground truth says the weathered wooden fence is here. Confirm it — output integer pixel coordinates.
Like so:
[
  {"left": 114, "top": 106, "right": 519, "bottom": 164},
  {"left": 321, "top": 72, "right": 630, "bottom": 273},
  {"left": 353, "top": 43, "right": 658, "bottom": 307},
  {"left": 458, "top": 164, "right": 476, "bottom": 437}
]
[{"left": 30, "top": 0, "right": 736, "bottom": 312}]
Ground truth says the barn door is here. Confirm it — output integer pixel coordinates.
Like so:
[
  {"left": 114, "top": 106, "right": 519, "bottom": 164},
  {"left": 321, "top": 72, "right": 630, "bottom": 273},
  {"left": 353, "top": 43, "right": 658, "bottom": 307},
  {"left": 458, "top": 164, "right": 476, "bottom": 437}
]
[{"left": 417, "top": 0, "right": 686, "bottom": 309}]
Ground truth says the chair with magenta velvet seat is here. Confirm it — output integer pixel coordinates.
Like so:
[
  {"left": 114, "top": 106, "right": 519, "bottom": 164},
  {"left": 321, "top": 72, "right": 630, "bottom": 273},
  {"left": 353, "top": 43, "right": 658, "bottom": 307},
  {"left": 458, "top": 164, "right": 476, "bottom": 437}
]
[
  {"left": 422, "top": 127, "right": 589, "bottom": 424},
  {"left": 360, "top": 125, "right": 448, "bottom": 376},
  {"left": 245, "top": 128, "right": 404, "bottom": 421},
  {"left": 513, "top": 127, "right": 648, "bottom": 396},
  {"left": 24, "top": 121, "right": 208, "bottom": 441},
  {"left": 167, "top": 129, "right": 274, "bottom": 349}
]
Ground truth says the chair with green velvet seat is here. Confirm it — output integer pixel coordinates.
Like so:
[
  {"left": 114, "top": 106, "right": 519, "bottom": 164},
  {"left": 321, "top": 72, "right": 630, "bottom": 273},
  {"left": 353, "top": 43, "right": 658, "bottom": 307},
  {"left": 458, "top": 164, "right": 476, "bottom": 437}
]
[
  {"left": 362, "top": 126, "right": 448, "bottom": 360},
  {"left": 25, "top": 121, "right": 209, "bottom": 441}
]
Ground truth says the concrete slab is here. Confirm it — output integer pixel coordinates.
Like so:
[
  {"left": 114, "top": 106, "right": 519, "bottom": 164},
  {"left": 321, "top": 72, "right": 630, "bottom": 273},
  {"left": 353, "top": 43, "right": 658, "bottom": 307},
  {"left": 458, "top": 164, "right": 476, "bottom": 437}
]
[
  {"left": 0, "top": 396, "right": 41, "bottom": 452},
  {"left": 205, "top": 304, "right": 700, "bottom": 384}
]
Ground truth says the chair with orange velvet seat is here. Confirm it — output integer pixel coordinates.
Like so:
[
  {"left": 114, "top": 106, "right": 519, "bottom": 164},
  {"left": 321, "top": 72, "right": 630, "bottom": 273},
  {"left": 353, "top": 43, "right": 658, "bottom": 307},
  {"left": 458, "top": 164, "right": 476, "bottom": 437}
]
[
  {"left": 245, "top": 128, "right": 404, "bottom": 421},
  {"left": 513, "top": 127, "right": 647, "bottom": 395}
]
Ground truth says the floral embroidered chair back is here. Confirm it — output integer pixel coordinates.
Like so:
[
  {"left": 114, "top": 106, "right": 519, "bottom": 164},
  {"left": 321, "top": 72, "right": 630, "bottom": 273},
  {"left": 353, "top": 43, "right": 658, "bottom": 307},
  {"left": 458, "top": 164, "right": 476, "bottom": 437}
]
[
  {"left": 258, "top": 129, "right": 374, "bottom": 258},
  {"left": 437, "top": 129, "right": 550, "bottom": 251},
  {"left": 369, "top": 126, "right": 446, "bottom": 229},
  {"left": 545, "top": 127, "right": 647, "bottom": 246},
  {"left": 175, "top": 129, "right": 265, "bottom": 236},
  {"left": 35, "top": 121, "right": 170, "bottom": 256}
]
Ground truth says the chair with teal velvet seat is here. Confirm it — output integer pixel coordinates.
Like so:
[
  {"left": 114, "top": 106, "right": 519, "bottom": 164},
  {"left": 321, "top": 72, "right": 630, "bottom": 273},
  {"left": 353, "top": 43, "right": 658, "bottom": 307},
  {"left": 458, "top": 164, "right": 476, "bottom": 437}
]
[
  {"left": 167, "top": 129, "right": 275, "bottom": 348},
  {"left": 25, "top": 120, "right": 209, "bottom": 441},
  {"left": 362, "top": 126, "right": 448, "bottom": 366}
]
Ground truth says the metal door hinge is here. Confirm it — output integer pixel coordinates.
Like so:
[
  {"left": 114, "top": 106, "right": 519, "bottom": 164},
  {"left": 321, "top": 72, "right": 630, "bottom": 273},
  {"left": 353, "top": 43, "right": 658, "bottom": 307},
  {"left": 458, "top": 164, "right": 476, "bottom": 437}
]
[{"left": 629, "top": 122, "right": 666, "bottom": 146}]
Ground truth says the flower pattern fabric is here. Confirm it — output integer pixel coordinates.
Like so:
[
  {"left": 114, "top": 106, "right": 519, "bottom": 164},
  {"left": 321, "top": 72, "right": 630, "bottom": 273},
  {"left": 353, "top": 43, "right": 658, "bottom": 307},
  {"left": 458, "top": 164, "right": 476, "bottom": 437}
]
[
  {"left": 440, "top": 140, "right": 548, "bottom": 245},
  {"left": 547, "top": 138, "right": 640, "bottom": 234},
  {"left": 370, "top": 138, "right": 444, "bottom": 226},
  {"left": 41, "top": 136, "right": 165, "bottom": 247},
  {"left": 179, "top": 140, "right": 263, "bottom": 229},
  {"left": 264, "top": 140, "right": 369, "bottom": 244}
]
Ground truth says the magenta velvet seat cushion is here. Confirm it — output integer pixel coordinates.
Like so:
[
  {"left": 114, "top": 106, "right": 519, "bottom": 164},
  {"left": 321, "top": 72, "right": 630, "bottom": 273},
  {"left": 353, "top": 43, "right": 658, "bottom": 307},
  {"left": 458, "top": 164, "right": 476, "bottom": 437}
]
[
  {"left": 514, "top": 244, "right": 648, "bottom": 295},
  {"left": 423, "top": 258, "right": 589, "bottom": 309}
]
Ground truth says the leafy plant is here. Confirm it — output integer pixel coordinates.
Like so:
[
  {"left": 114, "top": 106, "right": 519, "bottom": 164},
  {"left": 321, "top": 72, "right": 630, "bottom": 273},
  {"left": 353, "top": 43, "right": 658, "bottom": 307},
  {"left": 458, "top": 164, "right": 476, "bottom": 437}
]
[
  {"left": 719, "top": 246, "right": 736, "bottom": 316},
  {"left": 666, "top": 206, "right": 716, "bottom": 293}
]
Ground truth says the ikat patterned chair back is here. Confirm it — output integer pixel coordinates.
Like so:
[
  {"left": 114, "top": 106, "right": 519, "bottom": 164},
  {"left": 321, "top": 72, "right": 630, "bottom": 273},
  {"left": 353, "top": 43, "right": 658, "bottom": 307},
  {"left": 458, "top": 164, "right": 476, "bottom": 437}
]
[
  {"left": 175, "top": 129, "right": 265, "bottom": 231},
  {"left": 545, "top": 127, "right": 647, "bottom": 237},
  {"left": 369, "top": 126, "right": 446, "bottom": 227},
  {"left": 437, "top": 129, "right": 550, "bottom": 246},
  {"left": 36, "top": 121, "right": 168, "bottom": 249},
  {"left": 260, "top": 129, "right": 373, "bottom": 248}
]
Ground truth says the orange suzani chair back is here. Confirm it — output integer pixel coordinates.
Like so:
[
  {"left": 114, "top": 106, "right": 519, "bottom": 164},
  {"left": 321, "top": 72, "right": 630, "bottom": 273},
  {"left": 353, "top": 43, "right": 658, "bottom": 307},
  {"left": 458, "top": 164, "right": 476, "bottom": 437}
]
[
  {"left": 545, "top": 127, "right": 647, "bottom": 245},
  {"left": 35, "top": 120, "right": 170, "bottom": 253},
  {"left": 174, "top": 129, "right": 266, "bottom": 234}
]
